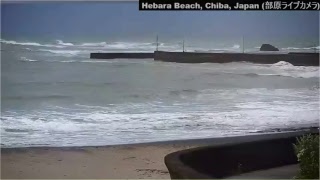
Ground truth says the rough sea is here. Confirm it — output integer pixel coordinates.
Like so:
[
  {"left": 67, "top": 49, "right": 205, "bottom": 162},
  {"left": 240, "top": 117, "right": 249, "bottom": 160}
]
[{"left": 1, "top": 39, "right": 319, "bottom": 147}]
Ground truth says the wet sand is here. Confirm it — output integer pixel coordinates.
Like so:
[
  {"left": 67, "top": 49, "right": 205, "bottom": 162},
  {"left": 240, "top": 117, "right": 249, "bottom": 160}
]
[{"left": 1, "top": 130, "right": 318, "bottom": 179}]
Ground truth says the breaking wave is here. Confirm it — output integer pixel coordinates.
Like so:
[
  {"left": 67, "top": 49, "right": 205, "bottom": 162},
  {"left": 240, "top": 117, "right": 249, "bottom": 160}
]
[
  {"left": 80, "top": 42, "right": 108, "bottom": 46},
  {"left": 1, "top": 39, "right": 170, "bottom": 49},
  {"left": 1, "top": 40, "right": 42, "bottom": 46},
  {"left": 282, "top": 46, "right": 320, "bottom": 50},
  {"left": 200, "top": 61, "right": 319, "bottom": 79},
  {"left": 272, "top": 61, "right": 294, "bottom": 67},
  {"left": 194, "top": 44, "right": 241, "bottom": 52},
  {"left": 38, "top": 49, "right": 82, "bottom": 56},
  {"left": 56, "top": 40, "right": 74, "bottom": 46},
  {"left": 1, "top": 39, "right": 64, "bottom": 48},
  {"left": 271, "top": 61, "right": 319, "bottom": 78},
  {"left": 2, "top": 38, "right": 319, "bottom": 53},
  {"left": 2, "top": 87, "right": 318, "bottom": 147},
  {"left": 232, "top": 44, "right": 240, "bottom": 49},
  {"left": 20, "top": 57, "right": 38, "bottom": 62}
]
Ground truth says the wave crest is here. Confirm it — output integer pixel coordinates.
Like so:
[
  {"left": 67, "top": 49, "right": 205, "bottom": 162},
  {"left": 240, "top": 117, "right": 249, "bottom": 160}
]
[
  {"left": 20, "top": 57, "right": 38, "bottom": 62},
  {"left": 56, "top": 40, "right": 74, "bottom": 46},
  {"left": 1, "top": 40, "right": 42, "bottom": 46},
  {"left": 80, "top": 42, "right": 107, "bottom": 46},
  {"left": 38, "top": 49, "right": 81, "bottom": 56},
  {"left": 1, "top": 39, "right": 64, "bottom": 48},
  {"left": 272, "top": 61, "right": 294, "bottom": 68},
  {"left": 282, "top": 46, "right": 320, "bottom": 50}
]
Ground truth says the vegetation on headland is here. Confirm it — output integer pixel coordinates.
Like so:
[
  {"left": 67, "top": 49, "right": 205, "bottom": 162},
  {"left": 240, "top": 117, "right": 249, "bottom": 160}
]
[{"left": 293, "top": 134, "right": 319, "bottom": 179}]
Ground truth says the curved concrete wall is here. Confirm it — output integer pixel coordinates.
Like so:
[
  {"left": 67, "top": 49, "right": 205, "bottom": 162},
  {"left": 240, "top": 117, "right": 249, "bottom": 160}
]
[
  {"left": 154, "top": 51, "right": 319, "bottom": 66},
  {"left": 165, "top": 131, "right": 319, "bottom": 179}
]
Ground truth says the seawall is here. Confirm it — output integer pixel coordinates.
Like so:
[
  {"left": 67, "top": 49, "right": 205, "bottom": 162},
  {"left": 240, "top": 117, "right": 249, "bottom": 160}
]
[
  {"left": 90, "top": 52, "right": 154, "bottom": 59},
  {"left": 89, "top": 51, "right": 319, "bottom": 66},
  {"left": 165, "top": 130, "right": 319, "bottom": 179},
  {"left": 154, "top": 51, "right": 319, "bottom": 66}
]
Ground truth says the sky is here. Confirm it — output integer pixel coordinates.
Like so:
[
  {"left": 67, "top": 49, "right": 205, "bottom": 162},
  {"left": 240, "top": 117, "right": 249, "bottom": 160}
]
[{"left": 1, "top": 2, "right": 319, "bottom": 42}]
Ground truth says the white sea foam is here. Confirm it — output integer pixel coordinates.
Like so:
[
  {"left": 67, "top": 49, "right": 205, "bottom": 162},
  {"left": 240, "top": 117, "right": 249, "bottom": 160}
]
[
  {"left": 0, "top": 39, "right": 181, "bottom": 51},
  {"left": 184, "top": 60, "right": 319, "bottom": 79},
  {"left": 56, "top": 40, "right": 74, "bottom": 46},
  {"left": 296, "top": 71, "right": 320, "bottom": 78},
  {"left": 195, "top": 44, "right": 241, "bottom": 52},
  {"left": 272, "top": 61, "right": 294, "bottom": 68},
  {"left": 1, "top": 38, "right": 319, "bottom": 53},
  {"left": 1, "top": 86, "right": 318, "bottom": 147},
  {"left": 1, "top": 39, "right": 74, "bottom": 48},
  {"left": 20, "top": 57, "right": 38, "bottom": 62},
  {"left": 80, "top": 42, "right": 108, "bottom": 46},
  {"left": 1, "top": 39, "right": 64, "bottom": 48},
  {"left": 282, "top": 46, "right": 320, "bottom": 50},
  {"left": 1, "top": 40, "right": 42, "bottom": 46},
  {"left": 80, "top": 42, "right": 165, "bottom": 49},
  {"left": 232, "top": 44, "right": 240, "bottom": 49},
  {"left": 104, "top": 42, "right": 157, "bottom": 50},
  {"left": 269, "top": 61, "right": 319, "bottom": 78},
  {"left": 38, "top": 49, "right": 82, "bottom": 56}
]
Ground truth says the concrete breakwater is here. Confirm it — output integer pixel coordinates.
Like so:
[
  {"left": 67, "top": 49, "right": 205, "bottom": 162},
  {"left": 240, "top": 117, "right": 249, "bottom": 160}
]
[
  {"left": 90, "top": 51, "right": 319, "bottom": 66},
  {"left": 90, "top": 52, "right": 154, "bottom": 59},
  {"left": 154, "top": 51, "right": 319, "bottom": 66}
]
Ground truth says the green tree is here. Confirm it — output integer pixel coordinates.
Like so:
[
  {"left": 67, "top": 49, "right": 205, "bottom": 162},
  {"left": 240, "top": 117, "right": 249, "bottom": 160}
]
[{"left": 293, "top": 134, "right": 319, "bottom": 179}]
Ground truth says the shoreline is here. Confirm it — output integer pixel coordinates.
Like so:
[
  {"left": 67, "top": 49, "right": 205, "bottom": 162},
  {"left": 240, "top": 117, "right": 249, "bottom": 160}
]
[{"left": 2, "top": 125, "right": 318, "bottom": 149}]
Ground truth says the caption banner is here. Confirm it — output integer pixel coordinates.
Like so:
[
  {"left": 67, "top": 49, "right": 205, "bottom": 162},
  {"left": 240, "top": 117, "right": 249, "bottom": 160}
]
[{"left": 139, "top": 0, "right": 320, "bottom": 10}]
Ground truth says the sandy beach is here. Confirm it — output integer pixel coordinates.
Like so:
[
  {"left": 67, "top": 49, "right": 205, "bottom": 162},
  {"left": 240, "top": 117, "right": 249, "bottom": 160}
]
[
  {"left": 2, "top": 130, "right": 317, "bottom": 179},
  {"left": 1, "top": 144, "right": 192, "bottom": 179},
  {"left": 2, "top": 140, "right": 205, "bottom": 179}
]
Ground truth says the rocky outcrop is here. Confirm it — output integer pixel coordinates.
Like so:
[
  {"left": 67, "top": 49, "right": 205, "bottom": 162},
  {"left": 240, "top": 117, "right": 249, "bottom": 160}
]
[{"left": 260, "top": 44, "right": 279, "bottom": 51}]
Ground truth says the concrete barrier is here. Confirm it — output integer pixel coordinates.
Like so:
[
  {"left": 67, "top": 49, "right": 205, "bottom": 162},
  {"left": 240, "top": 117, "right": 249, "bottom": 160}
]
[
  {"left": 89, "top": 51, "right": 319, "bottom": 66},
  {"left": 164, "top": 131, "right": 319, "bottom": 179},
  {"left": 154, "top": 51, "right": 319, "bottom": 66},
  {"left": 90, "top": 53, "right": 154, "bottom": 59}
]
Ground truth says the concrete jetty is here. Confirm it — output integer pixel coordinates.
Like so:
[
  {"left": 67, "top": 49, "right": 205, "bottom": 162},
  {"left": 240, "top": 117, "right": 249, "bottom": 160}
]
[
  {"left": 154, "top": 51, "right": 319, "bottom": 66},
  {"left": 90, "top": 52, "right": 154, "bottom": 59},
  {"left": 90, "top": 51, "right": 319, "bottom": 66}
]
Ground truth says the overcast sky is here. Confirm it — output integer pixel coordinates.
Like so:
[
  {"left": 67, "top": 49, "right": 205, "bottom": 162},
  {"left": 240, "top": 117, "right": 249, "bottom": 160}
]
[{"left": 1, "top": 2, "right": 319, "bottom": 41}]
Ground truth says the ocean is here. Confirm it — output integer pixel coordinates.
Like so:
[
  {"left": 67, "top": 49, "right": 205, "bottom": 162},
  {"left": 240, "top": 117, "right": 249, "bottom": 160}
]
[{"left": 1, "top": 38, "right": 319, "bottom": 147}]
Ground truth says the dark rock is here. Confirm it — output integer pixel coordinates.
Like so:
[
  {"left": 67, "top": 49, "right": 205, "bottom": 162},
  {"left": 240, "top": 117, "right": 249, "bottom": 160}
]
[{"left": 260, "top": 44, "right": 279, "bottom": 51}]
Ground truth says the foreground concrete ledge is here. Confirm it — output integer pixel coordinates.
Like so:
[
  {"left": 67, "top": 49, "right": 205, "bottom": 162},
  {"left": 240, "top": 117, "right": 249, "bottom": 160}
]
[
  {"left": 225, "top": 164, "right": 299, "bottom": 179},
  {"left": 164, "top": 130, "right": 319, "bottom": 179}
]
